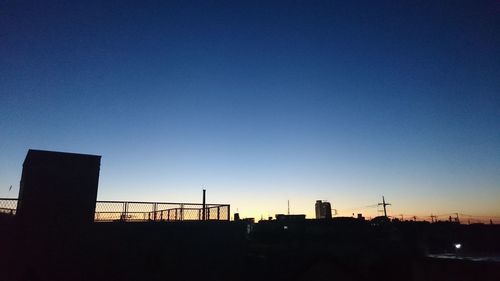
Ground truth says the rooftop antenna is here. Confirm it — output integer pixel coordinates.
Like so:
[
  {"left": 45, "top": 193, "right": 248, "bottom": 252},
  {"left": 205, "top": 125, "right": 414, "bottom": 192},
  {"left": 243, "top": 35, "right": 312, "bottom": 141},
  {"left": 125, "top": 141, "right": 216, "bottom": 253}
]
[{"left": 378, "top": 196, "right": 391, "bottom": 218}]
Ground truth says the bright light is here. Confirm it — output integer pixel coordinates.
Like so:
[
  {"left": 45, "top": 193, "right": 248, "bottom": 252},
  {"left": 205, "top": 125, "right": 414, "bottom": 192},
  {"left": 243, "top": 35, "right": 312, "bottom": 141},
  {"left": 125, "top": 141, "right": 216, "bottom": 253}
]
[
  {"left": 283, "top": 225, "right": 288, "bottom": 230},
  {"left": 454, "top": 243, "right": 461, "bottom": 249}
]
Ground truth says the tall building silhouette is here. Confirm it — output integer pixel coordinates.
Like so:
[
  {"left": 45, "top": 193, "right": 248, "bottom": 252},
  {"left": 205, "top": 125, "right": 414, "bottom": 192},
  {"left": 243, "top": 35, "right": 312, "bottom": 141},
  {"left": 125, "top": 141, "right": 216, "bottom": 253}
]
[{"left": 315, "top": 200, "right": 332, "bottom": 219}]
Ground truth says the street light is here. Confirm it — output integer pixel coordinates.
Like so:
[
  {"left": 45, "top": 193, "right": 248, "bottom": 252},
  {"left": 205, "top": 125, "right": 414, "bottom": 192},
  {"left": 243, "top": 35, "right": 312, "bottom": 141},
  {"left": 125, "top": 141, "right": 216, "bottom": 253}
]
[{"left": 454, "top": 243, "right": 462, "bottom": 257}]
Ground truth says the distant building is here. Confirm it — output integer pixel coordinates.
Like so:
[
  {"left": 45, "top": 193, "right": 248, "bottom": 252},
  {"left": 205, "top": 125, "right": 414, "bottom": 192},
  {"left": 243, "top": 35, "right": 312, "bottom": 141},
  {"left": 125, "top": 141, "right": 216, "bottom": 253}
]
[
  {"left": 275, "top": 214, "right": 306, "bottom": 221},
  {"left": 315, "top": 200, "right": 332, "bottom": 219},
  {"left": 242, "top": 218, "right": 255, "bottom": 224}
]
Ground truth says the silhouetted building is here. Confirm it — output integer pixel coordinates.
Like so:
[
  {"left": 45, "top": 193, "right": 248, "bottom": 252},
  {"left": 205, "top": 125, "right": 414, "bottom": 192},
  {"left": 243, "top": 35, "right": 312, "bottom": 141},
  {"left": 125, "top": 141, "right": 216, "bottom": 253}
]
[
  {"left": 371, "top": 216, "right": 390, "bottom": 226},
  {"left": 315, "top": 200, "right": 332, "bottom": 219},
  {"left": 17, "top": 149, "right": 101, "bottom": 226},
  {"left": 275, "top": 214, "right": 306, "bottom": 221},
  {"left": 242, "top": 218, "right": 255, "bottom": 224}
]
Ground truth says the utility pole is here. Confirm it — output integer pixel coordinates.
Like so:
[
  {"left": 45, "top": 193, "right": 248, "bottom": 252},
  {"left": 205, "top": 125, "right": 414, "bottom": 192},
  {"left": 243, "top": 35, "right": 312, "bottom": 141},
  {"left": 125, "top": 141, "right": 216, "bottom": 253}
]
[
  {"left": 430, "top": 214, "right": 437, "bottom": 223},
  {"left": 378, "top": 196, "right": 391, "bottom": 218},
  {"left": 287, "top": 200, "right": 290, "bottom": 215}
]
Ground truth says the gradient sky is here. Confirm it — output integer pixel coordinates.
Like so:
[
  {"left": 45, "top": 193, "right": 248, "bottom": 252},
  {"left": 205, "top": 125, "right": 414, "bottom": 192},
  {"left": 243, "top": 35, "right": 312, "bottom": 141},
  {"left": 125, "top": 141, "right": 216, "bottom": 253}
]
[{"left": 1, "top": 1, "right": 499, "bottom": 220}]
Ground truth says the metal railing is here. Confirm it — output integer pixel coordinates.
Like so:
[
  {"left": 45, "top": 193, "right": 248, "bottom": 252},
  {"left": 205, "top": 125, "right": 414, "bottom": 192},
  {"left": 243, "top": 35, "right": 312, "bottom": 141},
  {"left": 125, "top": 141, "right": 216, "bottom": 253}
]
[{"left": 0, "top": 198, "right": 230, "bottom": 222}]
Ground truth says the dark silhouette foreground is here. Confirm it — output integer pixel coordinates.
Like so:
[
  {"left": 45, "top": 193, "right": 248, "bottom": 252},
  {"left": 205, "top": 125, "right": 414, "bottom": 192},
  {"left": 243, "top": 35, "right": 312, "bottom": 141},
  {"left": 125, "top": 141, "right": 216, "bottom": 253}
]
[{"left": 0, "top": 149, "right": 499, "bottom": 281}]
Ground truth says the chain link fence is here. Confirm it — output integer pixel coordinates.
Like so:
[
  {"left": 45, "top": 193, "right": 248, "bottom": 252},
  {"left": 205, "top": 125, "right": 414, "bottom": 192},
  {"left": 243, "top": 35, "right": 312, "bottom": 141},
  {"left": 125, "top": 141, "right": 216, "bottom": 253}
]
[
  {"left": 95, "top": 201, "right": 230, "bottom": 222},
  {"left": 0, "top": 198, "right": 17, "bottom": 216},
  {"left": 0, "top": 198, "right": 230, "bottom": 222}
]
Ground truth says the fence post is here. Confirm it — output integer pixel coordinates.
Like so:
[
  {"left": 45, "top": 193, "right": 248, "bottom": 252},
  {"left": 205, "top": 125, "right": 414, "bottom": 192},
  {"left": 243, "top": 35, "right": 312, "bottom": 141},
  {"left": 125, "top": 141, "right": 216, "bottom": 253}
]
[
  {"left": 122, "top": 202, "right": 129, "bottom": 221},
  {"left": 202, "top": 189, "right": 206, "bottom": 221},
  {"left": 180, "top": 204, "right": 184, "bottom": 221},
  {"left": 153, "top": 203, "right": 158, "bottom": 221},
  {"left": 167, "top": 209, "right": 170, "bottom": 221},
  {"left": 217, "top": 206, "right": 220, "bottom": 220},
  {"left": 227, "top": 205, "right": 230, "bottom": 221}
]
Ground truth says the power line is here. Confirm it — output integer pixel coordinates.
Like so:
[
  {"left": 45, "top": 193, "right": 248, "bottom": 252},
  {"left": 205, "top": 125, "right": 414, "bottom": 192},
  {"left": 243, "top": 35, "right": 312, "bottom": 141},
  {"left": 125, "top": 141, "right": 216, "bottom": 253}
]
[
  {"left": 341, "top": 204, "right": 379, "bottom": 211},
  {"left": 459, "top": 213, "right": 500, "bottom": 218}
]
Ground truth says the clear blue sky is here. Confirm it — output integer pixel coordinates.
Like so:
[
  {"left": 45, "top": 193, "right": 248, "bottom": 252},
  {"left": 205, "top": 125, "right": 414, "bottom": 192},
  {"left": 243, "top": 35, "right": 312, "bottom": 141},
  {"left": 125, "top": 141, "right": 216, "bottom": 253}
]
[{"left": 1, "top": 1, "right": 499, "bottom": 219}]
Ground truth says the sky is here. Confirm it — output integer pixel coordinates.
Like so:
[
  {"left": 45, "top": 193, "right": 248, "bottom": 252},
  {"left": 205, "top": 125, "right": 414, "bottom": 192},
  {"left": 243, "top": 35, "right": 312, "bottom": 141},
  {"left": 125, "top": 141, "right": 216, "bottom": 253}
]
[{"left": 1, "top": 1, "right": 499, "bottom": 220}]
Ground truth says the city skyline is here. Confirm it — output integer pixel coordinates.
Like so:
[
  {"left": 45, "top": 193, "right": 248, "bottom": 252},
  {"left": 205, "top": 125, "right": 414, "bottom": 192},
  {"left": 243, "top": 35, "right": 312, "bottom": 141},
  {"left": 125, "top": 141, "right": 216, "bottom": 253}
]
[{"left": 1, "top": 1, "right": 499, "bottom": 221}]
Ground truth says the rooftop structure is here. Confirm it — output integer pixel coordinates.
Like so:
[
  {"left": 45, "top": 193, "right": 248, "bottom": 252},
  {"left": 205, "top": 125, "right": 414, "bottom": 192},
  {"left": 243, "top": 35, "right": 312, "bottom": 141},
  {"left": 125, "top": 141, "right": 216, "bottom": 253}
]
[{"left": 17, "top": 149, "right": 101, "bottom": 226}]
